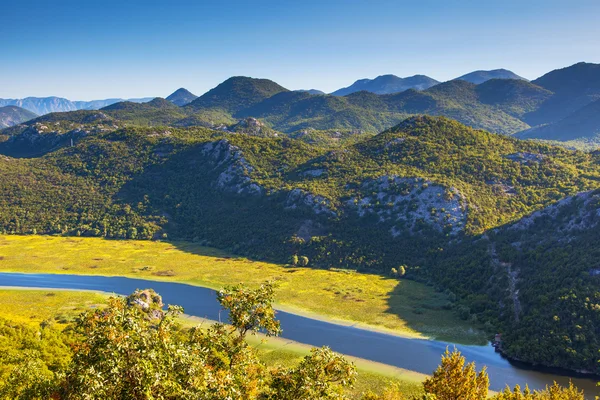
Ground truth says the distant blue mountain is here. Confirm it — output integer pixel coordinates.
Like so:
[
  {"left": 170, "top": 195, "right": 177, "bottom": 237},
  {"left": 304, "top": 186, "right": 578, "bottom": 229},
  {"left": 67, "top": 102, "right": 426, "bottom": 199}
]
[
  {"left": 331, "top": 74, "right": 439, "bottom": 96},
  {"left": 295, "top": 89, "right": 325, "bottom": 95},
  {"left": 0, "top": 96, "right": 153, "bottom": 115},
  {"left": 454, "top": 69, "right": 527, "bottom": 84}
]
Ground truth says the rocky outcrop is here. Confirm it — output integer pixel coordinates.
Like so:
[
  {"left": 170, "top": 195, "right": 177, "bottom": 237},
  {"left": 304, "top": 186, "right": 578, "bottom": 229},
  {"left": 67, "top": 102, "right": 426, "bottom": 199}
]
[
  {"left": 230, "top": 117, "right": 276, "bottom": 136},
  {"left": 1, "top": 124, "right": 89, "bottom": 155},
  {"left": 200, "top": 139, "right": 263, "bottom": 195},
  {"left": 348, "top": 176, "right": 467, "bottom": 236},
  {"left": 285, "top": 188, "right": 336, "bottom": 216},
  {"left": 507, "top": 190, "right": 600, "bottom": 236},
  {"left": 199, "top": 139, "right": 337, "bottom": 215},
  {"left": 505, "top": 152, "right": 545, "bottom": 164}
]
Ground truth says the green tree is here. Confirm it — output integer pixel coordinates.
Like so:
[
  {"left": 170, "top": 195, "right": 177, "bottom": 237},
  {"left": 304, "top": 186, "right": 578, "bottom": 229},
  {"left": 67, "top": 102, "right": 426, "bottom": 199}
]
[
  {"left": 266, "top": 347, "right": 357, "bottom": 400},
  {"left": 298, "top": 256, "right": 309, "bottom": 267},
  {"left": 0, "top": 283, "right": 356, "bottom": 399},
  {"left": 398, "top": 265, "right": 406, "bottom": 277},
  {"left": 422, "top": 348, "right": 489, "bottom": 400},
  {"left": 217, "top": 281, "right": 282, "bottom": 339},
  {"left": 492, "top": 382, "right": 585, "bottom": 399}
]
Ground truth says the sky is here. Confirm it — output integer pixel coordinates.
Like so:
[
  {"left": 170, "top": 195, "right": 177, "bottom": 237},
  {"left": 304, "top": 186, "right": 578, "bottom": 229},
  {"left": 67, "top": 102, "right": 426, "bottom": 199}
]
[{"left": 1, "top": 0, "right": 600, "bottom": 100}]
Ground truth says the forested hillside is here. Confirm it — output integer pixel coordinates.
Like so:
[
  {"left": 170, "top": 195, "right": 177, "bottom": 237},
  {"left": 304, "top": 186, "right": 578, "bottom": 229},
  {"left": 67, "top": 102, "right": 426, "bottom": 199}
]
[
  {"left": 428, "top": 190, "right": 600, "bottom": 374},
  {"left": 1, "top": 109, "right": 600, "bottom": 375}
]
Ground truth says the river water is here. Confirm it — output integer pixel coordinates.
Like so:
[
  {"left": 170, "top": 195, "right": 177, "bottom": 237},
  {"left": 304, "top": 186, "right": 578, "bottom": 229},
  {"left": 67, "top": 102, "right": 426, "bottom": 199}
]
[{"left": 0, "top": 272, "right": 597, "bottom": 396}]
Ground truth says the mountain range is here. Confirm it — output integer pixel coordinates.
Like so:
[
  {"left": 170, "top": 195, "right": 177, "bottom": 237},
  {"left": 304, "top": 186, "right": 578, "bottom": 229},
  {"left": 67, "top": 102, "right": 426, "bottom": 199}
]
[
  {"left": 2, "top": 62, "right": 600, "bottom": 145},
  {"left": 0, "top": 96, "right": 154, "bottom": 116}
]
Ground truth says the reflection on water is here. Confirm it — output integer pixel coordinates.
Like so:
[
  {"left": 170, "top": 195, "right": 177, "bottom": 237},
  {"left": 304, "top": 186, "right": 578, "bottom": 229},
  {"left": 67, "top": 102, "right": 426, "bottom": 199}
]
[{"left": 0, "top": 273, "right": 597, "bottom": 397}]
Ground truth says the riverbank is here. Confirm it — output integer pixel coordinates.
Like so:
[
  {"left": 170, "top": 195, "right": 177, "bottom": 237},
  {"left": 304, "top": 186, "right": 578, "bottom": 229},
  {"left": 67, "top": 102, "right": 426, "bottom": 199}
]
[
  {"left": 0, "top": 234, "right": 487, "bottom": 344},
  {"left": 1, "top": 273, "right": 598, "bottom": 396},
  {"left": 0, "top": 288, "right": 425, "bottom": 398}
]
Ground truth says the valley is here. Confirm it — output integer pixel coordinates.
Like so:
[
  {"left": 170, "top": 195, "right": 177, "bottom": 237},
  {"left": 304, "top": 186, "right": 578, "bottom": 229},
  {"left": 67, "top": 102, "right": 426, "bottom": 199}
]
[
  {"left": 1, "top": 57, "right": 600, "bottom": 400},
  {"left": 4, "top": 1, "right": 600, "bottom": 397}
]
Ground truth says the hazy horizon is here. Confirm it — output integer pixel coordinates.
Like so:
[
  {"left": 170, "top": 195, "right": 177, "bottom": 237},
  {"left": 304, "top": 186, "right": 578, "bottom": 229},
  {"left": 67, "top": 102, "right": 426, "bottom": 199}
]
[{"left": 2, "top": 0, "right": 600, "bottom": 100}]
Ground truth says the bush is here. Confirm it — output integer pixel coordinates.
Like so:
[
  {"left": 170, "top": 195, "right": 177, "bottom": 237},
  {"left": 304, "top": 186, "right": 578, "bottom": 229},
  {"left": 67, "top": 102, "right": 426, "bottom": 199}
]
[{"left": 298, "top": 256, "right": 309, "bottom": 267}]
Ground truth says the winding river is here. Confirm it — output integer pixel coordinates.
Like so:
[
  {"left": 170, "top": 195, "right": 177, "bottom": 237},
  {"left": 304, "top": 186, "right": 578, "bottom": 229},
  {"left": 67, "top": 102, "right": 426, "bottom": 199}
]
[{"left": 0, "top": 272, "right": 597, "bottom": 396}]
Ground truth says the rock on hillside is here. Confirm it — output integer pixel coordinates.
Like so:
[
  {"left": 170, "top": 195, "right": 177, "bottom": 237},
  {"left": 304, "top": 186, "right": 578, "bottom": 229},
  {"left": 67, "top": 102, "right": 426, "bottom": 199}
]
[
  {"left": 200, "top": 139, "right": 264, "bottom": 196},
  {"left": 348, "top": 176, "right": 467, "bottom": 236},
  {"left": 506, "top": 189, "right": 600, "bottom": 238}
]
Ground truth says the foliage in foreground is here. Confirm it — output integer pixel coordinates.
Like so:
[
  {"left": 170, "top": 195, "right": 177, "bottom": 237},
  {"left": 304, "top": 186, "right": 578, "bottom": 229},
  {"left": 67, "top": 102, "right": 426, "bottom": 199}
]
[
  {"left": 0, "top": 283, "right": 592, "bottom": 399},
  {"left": 0, "top": 283, "right": 357, "bottom": 399},
  {"left": 365, "top": 349, "right": 589, "bottom": 400}
]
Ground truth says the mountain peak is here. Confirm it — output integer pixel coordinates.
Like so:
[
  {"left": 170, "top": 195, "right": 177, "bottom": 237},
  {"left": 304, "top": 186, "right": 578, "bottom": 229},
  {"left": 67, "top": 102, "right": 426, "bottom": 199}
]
[
  {"left": 331, "top": 74, "right": 439, "bottom": 96},
  {"left": 454, "top": 69, "right": 527, "bottom": 84},
  {"left": 166, "top": 88, "right": 198, "bottom": 106},
  {"left": 532, "top": 62, "right": 600, "bottom": 93},
  {"left": 187, "top": 76, "right": 289, "bottom": 114}
]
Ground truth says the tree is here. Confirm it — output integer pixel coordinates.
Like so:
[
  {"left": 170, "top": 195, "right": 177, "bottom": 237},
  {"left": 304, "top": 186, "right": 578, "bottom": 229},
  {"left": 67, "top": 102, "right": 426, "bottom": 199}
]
[
  {"left": 398, "top": 265, "right": 406, "bottom": 277},
  {"left": 298, "top": 256, "right": 309, "bottom": 267},
  {"left": 390, "top": 268, "right": 398, "bottom": 277},
  {"left": 217, "top": 281, "right": 282, "bottom": 339},
  {"left": 2, "top": 283, "right": 356, "bottom": 399},
  {"left": 422, "top": 348, "right": 489, "bottom": 400},
  {"left": 62, "top": 290, "right": 199, "bottom": 399},
  {"left": 266, "top": 347, "right": 357, "bottom": 400},
  {"left": 291, "top": 254, "right": 299, "bottom": 266},
  {"left": 492, "top": 382, "right": 585, "bottom": 399}
]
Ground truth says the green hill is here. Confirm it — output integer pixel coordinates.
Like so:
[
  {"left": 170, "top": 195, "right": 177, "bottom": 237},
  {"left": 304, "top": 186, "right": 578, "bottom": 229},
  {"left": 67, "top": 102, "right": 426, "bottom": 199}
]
[
  {"left": 475, "top": 79, "right": 553, "bottom": 118},
  {"left": 429, "top": 189, "right": 600, "bottom": 374},
  {"left": 1, "top": 116, "right": 600, "bottom": 374},
  {"left": 0, "top": 106, "right": 37, "bottom": 128},
  {"left": 235, "top": 80, "right": 533, "bottom": 135},
  {"left": 186, "top": 76, "right": 289, "bottom": 114},
  {"left": 166, "top": 88, "right": 198, "bottom": 106},
  {"left": 10, "top": 64, "right": 597, "bottom": 139},
  {"left": 516, "top": 98, "right": 600, "bottom": 147},
  {"left": 454, "top": 69, "right": 527, "bottom": 84},
  {"left": 525, "top": 62, "right": 600, "bottom": 126}
]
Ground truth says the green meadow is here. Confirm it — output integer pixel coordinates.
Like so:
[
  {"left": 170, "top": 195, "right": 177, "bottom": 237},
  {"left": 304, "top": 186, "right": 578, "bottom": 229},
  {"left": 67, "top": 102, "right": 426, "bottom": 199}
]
[{"left": 0, "top": 235, "right": 486, "bottom": 344}]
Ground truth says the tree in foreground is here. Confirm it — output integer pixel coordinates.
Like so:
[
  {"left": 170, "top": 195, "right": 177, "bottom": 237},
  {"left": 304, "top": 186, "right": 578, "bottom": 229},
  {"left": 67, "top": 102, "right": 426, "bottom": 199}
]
[
  {"left": 493, "top": 382, "right": 585, "bottom": 400},
  {"left": 0, "top": 284, "right": 589, "bottom": 400},
  {"left": 422, "top": 348, "right": 489, "bottom": 400},
  {"left": 41, "top": 282, "right": 355, "bottom": 399}
]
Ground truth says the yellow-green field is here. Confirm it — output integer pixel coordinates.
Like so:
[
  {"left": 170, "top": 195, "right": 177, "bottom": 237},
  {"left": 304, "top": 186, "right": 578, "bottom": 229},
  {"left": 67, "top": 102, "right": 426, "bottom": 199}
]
[
  {"left": 0, "top": 234, "right": 486, "bottom": 343},
  {"left": 0, "top": 288, "right": 425, "bottom": 398},
  {"left": 0, "top": 288, "right": 107, "bottom": 326}
]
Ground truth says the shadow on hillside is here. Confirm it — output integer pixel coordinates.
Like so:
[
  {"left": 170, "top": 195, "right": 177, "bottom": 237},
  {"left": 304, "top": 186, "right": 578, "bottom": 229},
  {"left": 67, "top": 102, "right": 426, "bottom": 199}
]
[
  {"left": 383, "top": 279, "right": 488, "bottom": 345},
  {"left": 115, "top": 142, "right": 325, "bottom": 263}
]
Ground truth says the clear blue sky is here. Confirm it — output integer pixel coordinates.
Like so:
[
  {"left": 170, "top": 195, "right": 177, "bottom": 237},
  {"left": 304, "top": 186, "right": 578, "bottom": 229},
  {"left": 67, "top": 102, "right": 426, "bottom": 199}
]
[{"left": 2, "top": 0, "right": 599, "bottom": 100}]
